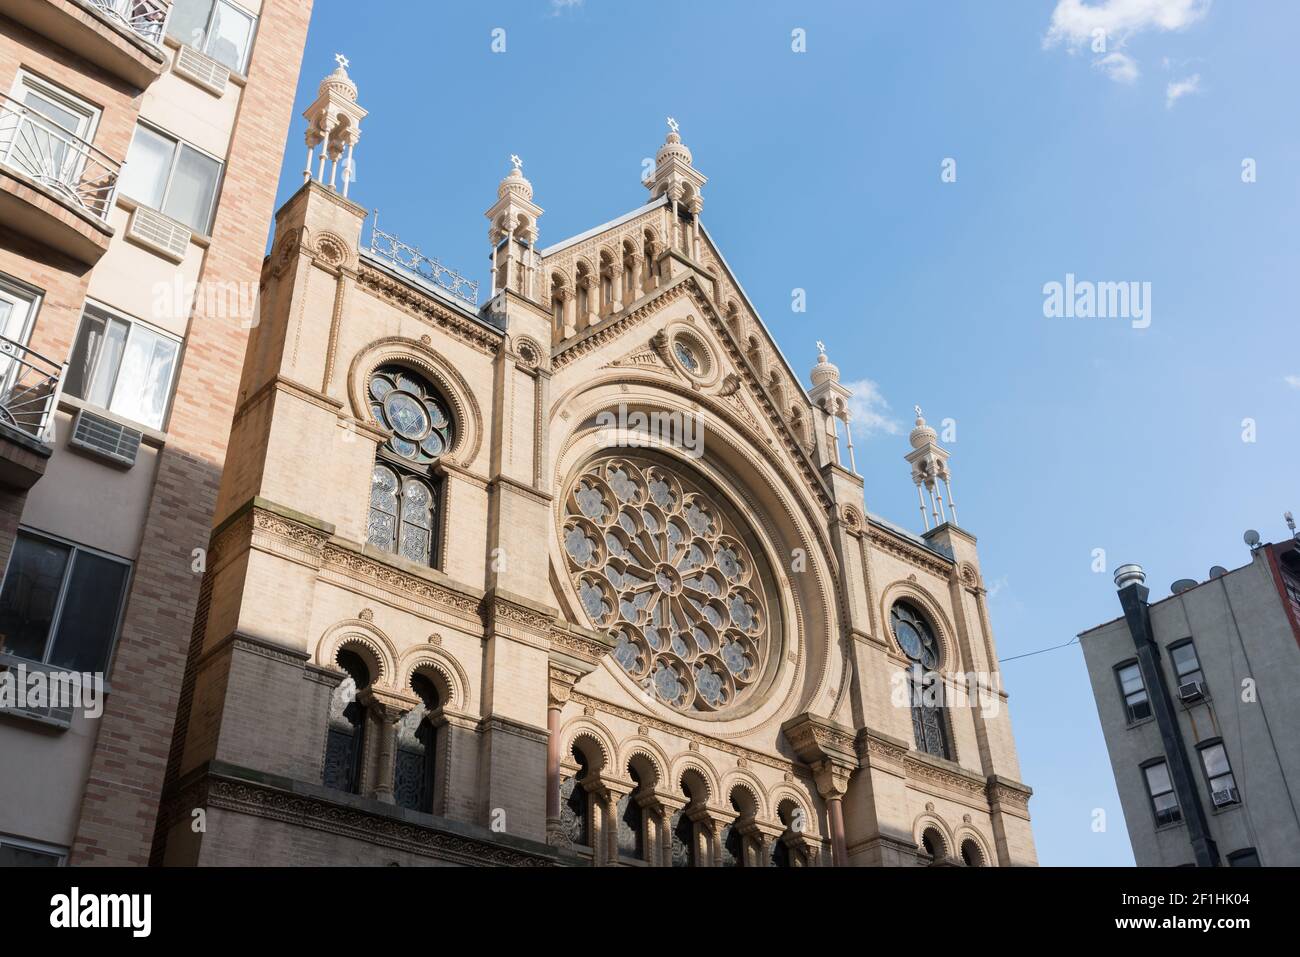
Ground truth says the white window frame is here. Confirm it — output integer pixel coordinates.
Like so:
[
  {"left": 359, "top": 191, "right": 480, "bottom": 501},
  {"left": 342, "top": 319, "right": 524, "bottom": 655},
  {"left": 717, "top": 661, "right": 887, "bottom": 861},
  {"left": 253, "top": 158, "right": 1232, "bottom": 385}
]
[
  {"left": 0, "top": 275, "right": 42, "bottom": 347},
  {"left": 166, "top": 0, "right": 260, "bottom": 75},
  {"left": 121, "top": 121, "right": 224, "bottom": 236},
  {"left": 1, "top": 72, "right": 101, "bottom": 187},
  {"left": 66, "top": 300, "right": 183, "bottom": 431},
  {"left": 0, "top": 527, "right": 133, "bottom": 674},
  {"left": 0, "top": 834, "right": 67, "bottom": 866}
]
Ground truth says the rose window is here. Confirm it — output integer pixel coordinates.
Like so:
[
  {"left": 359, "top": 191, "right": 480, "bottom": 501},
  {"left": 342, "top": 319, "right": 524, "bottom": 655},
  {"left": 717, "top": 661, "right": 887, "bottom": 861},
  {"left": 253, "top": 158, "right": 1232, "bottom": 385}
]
[
  {"left": 561, "top": 458, "right": 771, "bottom": 713},
  {"left": 368, "top": 367, "right": 454, "bottom": 465}
]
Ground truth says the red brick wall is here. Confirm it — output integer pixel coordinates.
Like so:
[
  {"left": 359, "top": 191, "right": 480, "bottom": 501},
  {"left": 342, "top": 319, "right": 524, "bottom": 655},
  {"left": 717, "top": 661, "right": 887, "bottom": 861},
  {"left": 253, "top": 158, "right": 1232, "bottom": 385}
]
[{"left": 69, "top": 0, "right": 315, "bottom": 865}]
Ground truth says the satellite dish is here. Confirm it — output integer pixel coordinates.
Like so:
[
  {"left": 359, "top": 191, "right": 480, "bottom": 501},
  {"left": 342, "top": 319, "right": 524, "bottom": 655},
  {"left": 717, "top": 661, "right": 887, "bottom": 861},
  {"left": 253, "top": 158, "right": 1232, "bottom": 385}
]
[
  {"left": 1171, "top": 579, "right": 1198, "bottom": 595},
  {"left": 1244, "top": 529, "right": 1261, "bottom": 547},
  {"left": 1209, "top": 566, "right": 1228, "bottom": 579}
]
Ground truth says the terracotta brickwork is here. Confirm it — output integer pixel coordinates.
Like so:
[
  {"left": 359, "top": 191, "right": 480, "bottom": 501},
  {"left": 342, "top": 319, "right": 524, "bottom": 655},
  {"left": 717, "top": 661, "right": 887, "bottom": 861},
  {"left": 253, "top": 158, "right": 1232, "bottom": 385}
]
[{"left": 67, "top": 0, "right": 314, "bottom": 865}]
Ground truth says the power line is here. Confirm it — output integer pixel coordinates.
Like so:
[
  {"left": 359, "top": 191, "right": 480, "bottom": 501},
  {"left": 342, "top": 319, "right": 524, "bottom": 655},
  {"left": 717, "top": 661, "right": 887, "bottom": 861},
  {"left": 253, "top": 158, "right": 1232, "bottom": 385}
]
[{"left": 999, "top": 636, "right": 1079, "bottom": 663}]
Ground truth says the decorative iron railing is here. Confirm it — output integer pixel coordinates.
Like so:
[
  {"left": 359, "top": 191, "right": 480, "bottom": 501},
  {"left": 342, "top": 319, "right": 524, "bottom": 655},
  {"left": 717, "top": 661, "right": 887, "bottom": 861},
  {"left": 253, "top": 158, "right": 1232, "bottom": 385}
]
[
  {"left": 0, "top": 94, "right": 122, "bottom": 222},
  {"left": 82, "top": 0, "right": 172, "bottom": 46},
  {"left": 368, "top": 218, "right": 480, "bottom": 306},
  {"left": 0, "top": 335, "right": 65, "bottom": 443}
]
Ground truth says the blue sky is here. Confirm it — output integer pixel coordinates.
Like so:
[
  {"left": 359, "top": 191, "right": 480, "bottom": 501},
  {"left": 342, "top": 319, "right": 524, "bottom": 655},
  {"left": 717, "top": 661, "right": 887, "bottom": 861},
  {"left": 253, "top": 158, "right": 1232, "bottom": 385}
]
[{"left": 271, "top": 1, "right": 1300, "bottom": 865}]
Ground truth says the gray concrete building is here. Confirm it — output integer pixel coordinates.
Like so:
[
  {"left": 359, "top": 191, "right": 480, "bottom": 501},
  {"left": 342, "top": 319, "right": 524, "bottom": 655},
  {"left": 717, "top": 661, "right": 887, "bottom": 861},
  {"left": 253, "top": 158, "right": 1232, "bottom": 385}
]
[{"left": 1079, "top": 518, "right": 1300, "bottom": 866}]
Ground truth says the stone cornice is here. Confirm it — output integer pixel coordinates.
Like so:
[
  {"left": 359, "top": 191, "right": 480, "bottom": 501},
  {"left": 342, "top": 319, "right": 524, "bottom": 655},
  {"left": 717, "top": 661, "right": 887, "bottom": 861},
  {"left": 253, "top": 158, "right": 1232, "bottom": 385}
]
[
  {"left": 867, "top": 525, "right": 955, "bottom": 579},
  {"left": 355, "top": 264, "right": 503, "bottom": 358},
  {"left": 162, "top": 762, "right": 567, "bottom": 867}
]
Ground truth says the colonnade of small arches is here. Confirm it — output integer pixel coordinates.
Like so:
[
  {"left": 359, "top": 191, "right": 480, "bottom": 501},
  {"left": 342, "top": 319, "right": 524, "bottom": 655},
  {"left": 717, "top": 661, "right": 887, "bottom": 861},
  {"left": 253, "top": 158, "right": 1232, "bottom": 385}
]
[{"left": 559, "top": 722, "right": 823, "bottom": 867}]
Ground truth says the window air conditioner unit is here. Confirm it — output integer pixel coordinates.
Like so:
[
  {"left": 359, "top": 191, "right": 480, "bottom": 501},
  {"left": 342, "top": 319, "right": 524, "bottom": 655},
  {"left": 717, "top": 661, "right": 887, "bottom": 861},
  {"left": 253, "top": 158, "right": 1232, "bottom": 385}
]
[
  {"left": 68, "top": 408, "right": 142, "bottom": 467},
  {"left": 126, "top": 204, "right": 190, "bottom": 262},
  {"left": 1212, "top": 787, "right": 1240, "bottom": 808},
  {"left": 173, "top": 44, "right": 229, "bottom": 96},
  {"left": 0, "top": 662, "right": 74, "bottom": 730},
  {"left": 1178, "top": 680, "right": 1205, "bottom": 702}
]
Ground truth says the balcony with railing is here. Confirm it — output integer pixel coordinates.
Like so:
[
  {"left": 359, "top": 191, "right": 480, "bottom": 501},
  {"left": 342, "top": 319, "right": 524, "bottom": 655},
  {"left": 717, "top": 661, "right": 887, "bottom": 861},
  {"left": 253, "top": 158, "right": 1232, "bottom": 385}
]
[
  {"left": 0, "top": 0, "right": 171, "bottom": 88},
  {"left": 367, "top": 218, "right": 481, "bottom": 309},
  {"left": 0, "top": 93, "right": 122, "bottom": 264},
  {"left": 0, "top": 336, "right": 64, "bottom": 491}
]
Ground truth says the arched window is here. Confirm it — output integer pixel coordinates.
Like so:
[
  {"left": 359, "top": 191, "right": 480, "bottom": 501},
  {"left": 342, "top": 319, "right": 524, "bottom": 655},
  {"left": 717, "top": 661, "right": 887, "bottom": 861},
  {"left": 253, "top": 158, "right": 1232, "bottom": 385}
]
[
  {"left": 960, "top": 838, "right": 985, "bottom": 867},
  {"left": 559, "top": 746, "right": 590, "bottom": 847},
  {"left": 323, "top": 649, "right": 370, "bottom": 794},
  {"left": 393, "top": 673, "right": 439, "bottom": 814},
  {"left": 770, "top": 798, "right": 807, "bottom": 867},
  {"left": 366, "top": 366, "right": 453, "bottom": 567},
  {"left": 920, "top": 827, "right": 946, "bottom": 865},
  {"left": 891, "top": 600, "right": 951, "bottom": 760}
]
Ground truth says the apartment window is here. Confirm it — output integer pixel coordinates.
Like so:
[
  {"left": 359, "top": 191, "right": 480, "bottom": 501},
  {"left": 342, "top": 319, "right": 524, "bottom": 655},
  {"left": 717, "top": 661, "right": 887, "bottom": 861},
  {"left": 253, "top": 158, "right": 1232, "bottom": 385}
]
[
  {"left": 1142, "top": 760, "right": 1182, "bottom": 827},
  {"left": 0, "top": 277, "right": 40, "bottom": 346},
  {"left": 1227, "top": 848, "right": 1260, "bottom": 867},
  {"left": 64, "top": 305, "right": 180, "bottom": 431},
  {"left": 118, "top": 124, "right": 222, "bottom": 234},
  {"left": 166, "top": 0, "right": 257, "bottom": 73},
  {"left": 0, "top": 531, "right": 130, "bottom": 674},
  {"left": 0, "top": 73, "right": 100, "bottom": 186},
  {"left": 1198, "top": 741, "right": 1241, "bottom": 808},
  {"left": 0, "top": 836, "right": 65, "bottom": 866},
  {"left": 1115, "top": 661, "right": 1152, "bottom": 723},
  {"left": 1169, "top": 640, "right": 1204, "bottom": 689}
]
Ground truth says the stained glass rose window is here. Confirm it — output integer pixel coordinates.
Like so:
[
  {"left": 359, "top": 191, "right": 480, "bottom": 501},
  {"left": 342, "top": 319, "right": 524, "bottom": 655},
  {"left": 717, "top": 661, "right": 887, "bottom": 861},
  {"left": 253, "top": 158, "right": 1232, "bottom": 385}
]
[
  {"left": 562, "top": 458, "right": 772, "bottom": 713},
  {"left": 368, "top": 366, "right": 454, "bottom": 465}
]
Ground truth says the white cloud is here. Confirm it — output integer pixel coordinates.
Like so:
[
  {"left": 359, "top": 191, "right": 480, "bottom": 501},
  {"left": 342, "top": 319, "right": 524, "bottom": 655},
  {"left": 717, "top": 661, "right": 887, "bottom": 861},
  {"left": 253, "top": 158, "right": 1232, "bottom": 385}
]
[
  {"left": 1166, "top": 73, "right": 1201, "bottom": 107},
  {"left": 842, "top": 379, "right": 903, "bottom": 438},
  {"left": 1093, "top": 51, "right": 1140, "bottom": 83},
  {"left": 986, "top": 576, "right": 1009, "bottom": 600},
  {"left": 1044, "top": 0, "right": 1212, "bottom": 49},
  {"left": 1043, "top": 1, "right": 1211, "bottom": 83},
  {"left": 1284, "top": 375, "right": 1300, "bottom": 390},
  {"left": 550, "top": 0, "right": 583, "bottom": 14}
]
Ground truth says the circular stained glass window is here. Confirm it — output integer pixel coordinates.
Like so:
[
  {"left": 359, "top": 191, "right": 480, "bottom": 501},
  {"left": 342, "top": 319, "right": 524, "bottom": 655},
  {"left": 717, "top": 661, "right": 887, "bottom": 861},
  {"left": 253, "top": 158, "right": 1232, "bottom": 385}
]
[
  {"left": 890, "top": 601, "right": 939, "bottom": 670},
  {"left": 368, "top": 366, "right": 454, "bottom": 466},
  {"left": 561, "top": 457, "right": 773, "bottom": 713}
]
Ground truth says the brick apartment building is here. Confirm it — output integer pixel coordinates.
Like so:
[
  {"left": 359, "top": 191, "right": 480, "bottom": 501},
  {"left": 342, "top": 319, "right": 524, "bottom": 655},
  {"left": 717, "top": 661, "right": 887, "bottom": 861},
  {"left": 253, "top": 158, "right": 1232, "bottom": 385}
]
[{"left": 0, "top": 0, "right": 312, "bottom": 865}]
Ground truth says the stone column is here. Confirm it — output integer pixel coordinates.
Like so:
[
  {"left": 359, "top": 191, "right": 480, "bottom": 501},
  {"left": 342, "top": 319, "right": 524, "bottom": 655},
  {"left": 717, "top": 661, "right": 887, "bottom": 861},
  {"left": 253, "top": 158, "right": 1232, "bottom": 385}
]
[
  {"left": 545, "top": 667, "right": 579, "bottom": 844},
  {"left": 782, "top": 713, "right": 859, "bottom": 867},
  {"left": 361, "top": 691, "right": 412, "bottom": 805},
  {"left": 626, "top": 253, "right": 643, "bottom": 302},
  {"left": 582, "top": 275, "right": 600, "bottom": 328},
  {"left": 609, "top": 263, "right": 624, "bottom": 313}
]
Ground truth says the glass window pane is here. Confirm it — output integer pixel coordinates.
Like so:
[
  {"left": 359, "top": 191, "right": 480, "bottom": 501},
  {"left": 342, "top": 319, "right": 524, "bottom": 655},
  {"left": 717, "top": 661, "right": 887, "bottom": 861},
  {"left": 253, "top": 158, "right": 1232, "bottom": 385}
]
[
  {"left": 108, "top": 325, "right": 178, "bottom": 429},
  {"left": 1171, "top": 643, "right": 1199, "bottom": 676},
  {"left": 118, "top": 126, "right": 174, "bottom": 211},
  {"left": 47, "top": 551, "right": 129, "bottom": 673},
  {"left": 166, "top": 0, "right": 215, "bottom": 49},
  {"left": 63, "top": 312, "right": 106, "bottom": 401},
  {"left": 1118, "top": 664, "right": 1143, "bottom": 695},
  {"left": 205, "top": 1, "right": 255, "bottom": 72},
  {"left": 0, "top": 844, "right": 62, "bottom": 866},
  {"left": 1144, "top": 762, "right": 1172, "bottom": 796},
  {"left": 1201, "top": 744, "right": 1231, "bottom": 777},
  {"left": 84, "top": 317, "right": 128, "bottom": 409},
  {"left": 162, "top": 145, "right": 221, "bottom": 233},
  {"left": 0, "top": 535, "right": 71, "bottom": 662}
]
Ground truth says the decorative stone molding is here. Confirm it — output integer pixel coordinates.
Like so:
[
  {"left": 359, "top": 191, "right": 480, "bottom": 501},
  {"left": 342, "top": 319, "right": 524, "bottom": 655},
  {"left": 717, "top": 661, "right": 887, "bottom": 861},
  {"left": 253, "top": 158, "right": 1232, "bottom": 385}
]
[
  {"left": 356, "top": 264, "right": 503, "bottom": 358},
  {"left": 320, "top": 543, "right": 483, "bottom": 622},
  {"left": 167, "top": 766, "right": 562, "bottom": 867},
  {"left": 568, "top": 691, "right": 804, "bottom": 778},
  {"left": 868, "top": 526, "right": 954, "bottom": 579},
  {"left": 780, "top": 713, "right": 858, "bottom": 799},
  {"left": 346, "top": 336, "right": 486, "bottom": 468}
]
